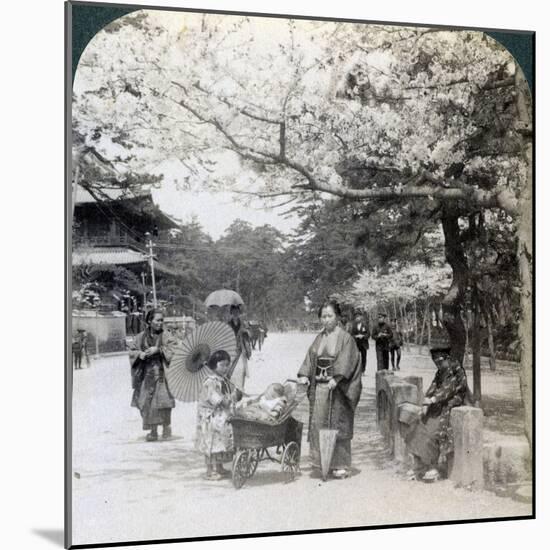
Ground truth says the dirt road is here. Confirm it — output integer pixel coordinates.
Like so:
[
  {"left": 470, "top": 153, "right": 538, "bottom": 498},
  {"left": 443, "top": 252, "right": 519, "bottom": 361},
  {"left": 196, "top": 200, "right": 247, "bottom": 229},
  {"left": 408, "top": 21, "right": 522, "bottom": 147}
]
[{"left": 71, "top": 332, "right": 531, "bottom": 546}]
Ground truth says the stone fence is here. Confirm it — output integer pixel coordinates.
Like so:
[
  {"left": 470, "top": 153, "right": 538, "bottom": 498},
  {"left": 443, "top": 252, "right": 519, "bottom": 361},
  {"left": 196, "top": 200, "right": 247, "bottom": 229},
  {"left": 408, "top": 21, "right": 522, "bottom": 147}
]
[{"left": 375, "top": 370, "right": 484, "bottom": 490}]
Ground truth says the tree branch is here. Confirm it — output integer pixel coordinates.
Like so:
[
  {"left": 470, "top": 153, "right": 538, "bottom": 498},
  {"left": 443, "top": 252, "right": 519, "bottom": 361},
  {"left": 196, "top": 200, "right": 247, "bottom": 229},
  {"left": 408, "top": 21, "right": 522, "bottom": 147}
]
[
  {"left": 185, "top": 81, "right": 283, "bottom": 125},
  {"left": 296, "top": 177, "right": 518, "bottom": 214},
  {"left": 165, "top": 87, "right": 519, "bottom": 216}
]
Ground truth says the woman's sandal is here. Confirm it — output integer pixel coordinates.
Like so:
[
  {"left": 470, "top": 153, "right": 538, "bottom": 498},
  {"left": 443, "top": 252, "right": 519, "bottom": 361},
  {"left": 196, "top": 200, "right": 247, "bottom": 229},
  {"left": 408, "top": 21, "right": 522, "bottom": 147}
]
[
  {"left": 204, "top": 472, "right": 223, "bottom": 481},
  {"left": 405, "top": 469, "right": 420, "bottom": 481},
  {"left": 331, "top": 469, "right": 349, "bottom": 479},
  {"left": 422, "top": 468, "right": 440, "bottom": 482}
]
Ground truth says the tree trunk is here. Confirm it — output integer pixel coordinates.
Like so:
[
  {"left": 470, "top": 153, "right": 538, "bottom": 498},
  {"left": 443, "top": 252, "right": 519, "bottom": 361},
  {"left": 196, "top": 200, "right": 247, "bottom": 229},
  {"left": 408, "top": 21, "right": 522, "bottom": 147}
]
[
  {"left": 427, "top": 303, "right": 432, "bottom": 347},
  {"left": 485, "top": 309, "right": 496, "bottom": 371},
  {"left": 472, "top": 290, "right": 482, "bottom": 404},
  {"left": 401, "top": 300, "right": 411, "bottom": 352},
  {"left": 413, "top": 300, "right": 418, "bottom": 345},
  {"left": 419, "top": 300, "right": 428, "bottom": 349},
  {"left": 462, "top": 310, "right": 470, "bottom": 368},
  {"left": 515, "top": 64, "right": 533, "bottom": 452},
  {"left": 441, "top": 211, "right": 469, "bottom": 364}
]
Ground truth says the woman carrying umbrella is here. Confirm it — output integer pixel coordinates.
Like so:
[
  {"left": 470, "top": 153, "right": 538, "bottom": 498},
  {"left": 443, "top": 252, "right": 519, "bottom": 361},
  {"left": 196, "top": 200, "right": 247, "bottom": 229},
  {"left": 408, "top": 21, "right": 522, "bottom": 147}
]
[
  {"left": 129, "top": 309, "right": 176, "bottom": 441},
  {"left": 204, "top": 290, "right": 251, "bottom": 391},
  {"left": 227, "top": 305, "right": 252, "bottom": 390},
  {"left": 297, "top": 300, "right": 363, "bottom": 479}
]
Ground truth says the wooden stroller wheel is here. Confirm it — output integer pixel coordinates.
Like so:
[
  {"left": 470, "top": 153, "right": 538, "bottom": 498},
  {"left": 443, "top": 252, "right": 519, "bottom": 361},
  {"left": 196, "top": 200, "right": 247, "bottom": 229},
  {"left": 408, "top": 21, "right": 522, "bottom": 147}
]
[
  {"left": 232, "top": 449, "right": 258, "bottom": 489},
  {"left": 281, "top": 441, "right": 300, "bottom": 481}
]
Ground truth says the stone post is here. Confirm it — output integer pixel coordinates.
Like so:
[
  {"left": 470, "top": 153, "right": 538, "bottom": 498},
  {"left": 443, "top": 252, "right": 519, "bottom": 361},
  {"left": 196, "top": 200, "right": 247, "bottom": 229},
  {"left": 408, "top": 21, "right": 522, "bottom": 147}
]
[
  {"left": 450, "top": 406, "right": 484, "bottom": 490},
  {"left": 403, "top": 376, "right": 424, "bottom": 404},
  {"left": 390, "top": 382, "right": 418, "bottom": 461}
]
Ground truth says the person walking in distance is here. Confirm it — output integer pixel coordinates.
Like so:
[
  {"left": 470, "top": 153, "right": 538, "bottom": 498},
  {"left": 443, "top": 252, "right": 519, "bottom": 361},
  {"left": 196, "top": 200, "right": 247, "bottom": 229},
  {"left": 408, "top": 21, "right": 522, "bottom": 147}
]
[
  {"left": 390, "top": 318, "right": 404, "bottom": 371},
  {"left": 372, "top": 312, "right": 393, "bottom": 371},
  {"left": 350, "top": 309, "right": 370, "bottom": 375}
]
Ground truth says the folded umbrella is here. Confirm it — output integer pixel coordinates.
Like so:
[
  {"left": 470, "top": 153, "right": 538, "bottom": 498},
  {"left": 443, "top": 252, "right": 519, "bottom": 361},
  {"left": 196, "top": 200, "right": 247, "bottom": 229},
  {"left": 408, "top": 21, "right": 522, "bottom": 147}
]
[{"left": 319, "top": 389, "right": 338, "bottom": 482}]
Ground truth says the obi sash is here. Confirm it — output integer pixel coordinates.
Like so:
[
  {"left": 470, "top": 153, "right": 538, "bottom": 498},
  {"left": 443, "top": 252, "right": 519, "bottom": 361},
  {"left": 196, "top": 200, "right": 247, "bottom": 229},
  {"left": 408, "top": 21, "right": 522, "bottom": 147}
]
[{"left": 315, "top": 356, "right": 334, "bottom": 383}]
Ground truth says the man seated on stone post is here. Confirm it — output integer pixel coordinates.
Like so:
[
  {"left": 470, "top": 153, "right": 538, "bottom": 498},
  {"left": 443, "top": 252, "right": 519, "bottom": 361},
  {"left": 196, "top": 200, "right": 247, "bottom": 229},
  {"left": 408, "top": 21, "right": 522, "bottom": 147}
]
[{"left": 403, "top": 345, "right": 468, "bottom": 482}]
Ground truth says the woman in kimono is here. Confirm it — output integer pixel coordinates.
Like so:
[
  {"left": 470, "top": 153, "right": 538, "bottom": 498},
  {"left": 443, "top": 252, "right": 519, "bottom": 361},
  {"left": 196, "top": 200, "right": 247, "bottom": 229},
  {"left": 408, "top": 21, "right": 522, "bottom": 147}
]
[
  {"left": 227, "top": 305, "right": 251, "bottom": 391},
  {"left": 405, "top": 346, "right": 468, "bottom": 481},
  {"left": 129, "top": 309, "right": 176, "bottom": 442},
  {"left": 297, "top": 300, "right": 363, "bottom": 479},
  {"left": 195, "top": 350, "right": 240, "bottom": 480}
]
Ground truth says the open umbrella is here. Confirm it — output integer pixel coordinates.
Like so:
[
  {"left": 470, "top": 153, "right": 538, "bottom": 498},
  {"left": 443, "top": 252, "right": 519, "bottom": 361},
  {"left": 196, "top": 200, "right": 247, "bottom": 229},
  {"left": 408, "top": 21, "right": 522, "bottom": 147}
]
[
  {"left": 319, "top": 390, "right": 338, "bottom": 481},
  {"left": 166, "top": 321, "right": 237, "bottom": 402},
  {"left": 204, "top": 289, "right": 244, "bottom": 308}
]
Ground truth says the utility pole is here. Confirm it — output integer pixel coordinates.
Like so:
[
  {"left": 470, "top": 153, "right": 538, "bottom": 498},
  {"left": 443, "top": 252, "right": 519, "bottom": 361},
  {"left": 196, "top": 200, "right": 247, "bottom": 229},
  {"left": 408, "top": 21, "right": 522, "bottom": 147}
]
[
  {"left": 141, "top": 272, "right": 147, "bottom": 308},
  {"left": 145, "top": 232, "right": 157, "bottom": 307}
]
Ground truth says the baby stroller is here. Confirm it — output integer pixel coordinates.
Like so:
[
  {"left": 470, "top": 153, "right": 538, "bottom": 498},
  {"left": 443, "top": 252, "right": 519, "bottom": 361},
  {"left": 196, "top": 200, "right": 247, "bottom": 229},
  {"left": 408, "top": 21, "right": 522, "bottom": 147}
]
[{"left": 228, "top": 380, "right": 307, "bottom": 489}]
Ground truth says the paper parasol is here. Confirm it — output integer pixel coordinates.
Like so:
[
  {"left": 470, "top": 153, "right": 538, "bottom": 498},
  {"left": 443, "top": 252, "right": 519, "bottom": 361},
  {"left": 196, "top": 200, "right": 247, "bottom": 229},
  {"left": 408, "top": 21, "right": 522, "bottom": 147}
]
[
  {"left": 166, "top": 321, "right": 237, "bottom": 402},
  {"left": 204, "top": 289, "right": 244, "bottom": 308}
]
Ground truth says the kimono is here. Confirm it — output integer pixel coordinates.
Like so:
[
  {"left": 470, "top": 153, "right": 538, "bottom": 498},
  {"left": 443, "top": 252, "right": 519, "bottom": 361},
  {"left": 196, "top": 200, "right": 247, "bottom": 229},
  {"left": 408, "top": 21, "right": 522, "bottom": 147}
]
[
  {"left": 298, "top": 327, "right": 363, "bottom": 470},
  {"left": 195, "top": 374, "right": 235, "bottom": 462},
  {"left": 129, "top": 329, "right": 176, "bottom": 430},
  {"left": 405, "top": 359, "right": 468, "bottom": 466},
  {"left": 228, "top": 318, "right": 251, "bottom": 390}
]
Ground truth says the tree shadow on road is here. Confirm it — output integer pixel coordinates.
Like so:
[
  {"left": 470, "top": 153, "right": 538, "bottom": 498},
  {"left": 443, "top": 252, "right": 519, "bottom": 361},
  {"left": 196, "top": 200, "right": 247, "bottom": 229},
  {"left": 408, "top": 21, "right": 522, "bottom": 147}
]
[
  {"left": 350, "top": 388, "right": 394, "bottom": 471},
  {"left": 482, "top": 395, "right": 525, "bottom": 437}
]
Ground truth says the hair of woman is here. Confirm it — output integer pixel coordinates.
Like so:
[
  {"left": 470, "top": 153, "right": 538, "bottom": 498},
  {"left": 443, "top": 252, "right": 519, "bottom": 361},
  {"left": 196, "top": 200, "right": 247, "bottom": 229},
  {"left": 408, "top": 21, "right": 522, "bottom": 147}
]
[
  {"left": 145, "top": 308, "right": 164, "bottom": 326},
  {"left": 317, "top": 299, "right": 342, "bottom": 319}
]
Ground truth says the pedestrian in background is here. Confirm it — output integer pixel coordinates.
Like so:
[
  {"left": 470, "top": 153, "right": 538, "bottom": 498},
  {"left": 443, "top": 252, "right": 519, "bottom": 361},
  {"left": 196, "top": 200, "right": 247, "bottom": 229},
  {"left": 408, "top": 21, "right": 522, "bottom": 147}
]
[
  {"left": 390, "top": 318, "right": 404, "bottom": 371},
  {"left": 228, "top": 305, "right": 251, "bottom": 390},
  {"left": 372, "top": 312, "right": 393, "bottom": 370},
  {"left": 349, "top": 308, "right": 370, "bottom": 374},
  {"left": 72, "top": 329, "right": 89, "bottom": 370}
]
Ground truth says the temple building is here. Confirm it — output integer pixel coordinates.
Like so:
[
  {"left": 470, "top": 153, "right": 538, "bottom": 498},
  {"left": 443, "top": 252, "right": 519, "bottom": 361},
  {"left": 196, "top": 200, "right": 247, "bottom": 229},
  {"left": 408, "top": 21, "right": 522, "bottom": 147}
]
[{"left": 71, "top": 185, "right": 183, "bottom": 352}]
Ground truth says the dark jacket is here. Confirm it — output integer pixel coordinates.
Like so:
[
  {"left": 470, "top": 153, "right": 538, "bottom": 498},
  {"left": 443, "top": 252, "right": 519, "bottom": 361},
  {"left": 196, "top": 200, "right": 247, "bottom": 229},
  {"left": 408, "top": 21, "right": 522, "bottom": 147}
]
[
  {"left": 372, "top": 322, "right": 393, "bottom": 350},
  {"left": 349, "top": 320, "right": 370, "bottom": 349}
]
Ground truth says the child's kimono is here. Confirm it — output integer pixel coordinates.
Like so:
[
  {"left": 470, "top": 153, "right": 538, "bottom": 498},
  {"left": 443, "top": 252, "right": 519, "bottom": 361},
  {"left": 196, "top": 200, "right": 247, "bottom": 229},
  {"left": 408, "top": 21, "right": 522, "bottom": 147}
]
[{"left": 195, "top": 373, "right": 235, "bottom": 461}]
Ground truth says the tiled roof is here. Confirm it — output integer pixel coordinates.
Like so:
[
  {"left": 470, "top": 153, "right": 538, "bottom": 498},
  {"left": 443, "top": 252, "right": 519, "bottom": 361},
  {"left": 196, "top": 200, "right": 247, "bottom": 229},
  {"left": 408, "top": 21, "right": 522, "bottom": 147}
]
[
  {"left": 73, "top": 247, "right": 147, "bottom": 266},
  {"left": 72, "top": 247, "right": 182, "bottom": 277},
  {"left": 74, "top": 184, "right": 180, "bottom": 229},
  {"left": 74, "top": 185, "right": 152, "bottom": 205}
]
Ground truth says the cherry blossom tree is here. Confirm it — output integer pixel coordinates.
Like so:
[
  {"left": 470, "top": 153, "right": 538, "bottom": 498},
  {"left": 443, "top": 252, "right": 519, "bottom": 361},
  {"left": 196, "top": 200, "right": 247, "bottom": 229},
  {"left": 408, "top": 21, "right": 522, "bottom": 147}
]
[{"left": 72, "top": 10, "right": 532, "bottom": 447}]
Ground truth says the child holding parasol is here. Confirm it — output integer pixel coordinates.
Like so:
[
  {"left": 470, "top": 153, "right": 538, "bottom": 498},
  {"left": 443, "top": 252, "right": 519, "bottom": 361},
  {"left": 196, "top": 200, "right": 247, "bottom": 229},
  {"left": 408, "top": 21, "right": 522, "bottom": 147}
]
[{"left": 195, "top": 350, "right": 241, "bottom": 481}]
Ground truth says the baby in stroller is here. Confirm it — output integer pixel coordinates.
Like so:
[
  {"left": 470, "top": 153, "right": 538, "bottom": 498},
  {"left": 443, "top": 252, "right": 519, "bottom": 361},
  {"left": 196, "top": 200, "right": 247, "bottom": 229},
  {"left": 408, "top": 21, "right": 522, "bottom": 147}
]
[{"left": 236, "top": 381, "right": 300, "bottom": 423}]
